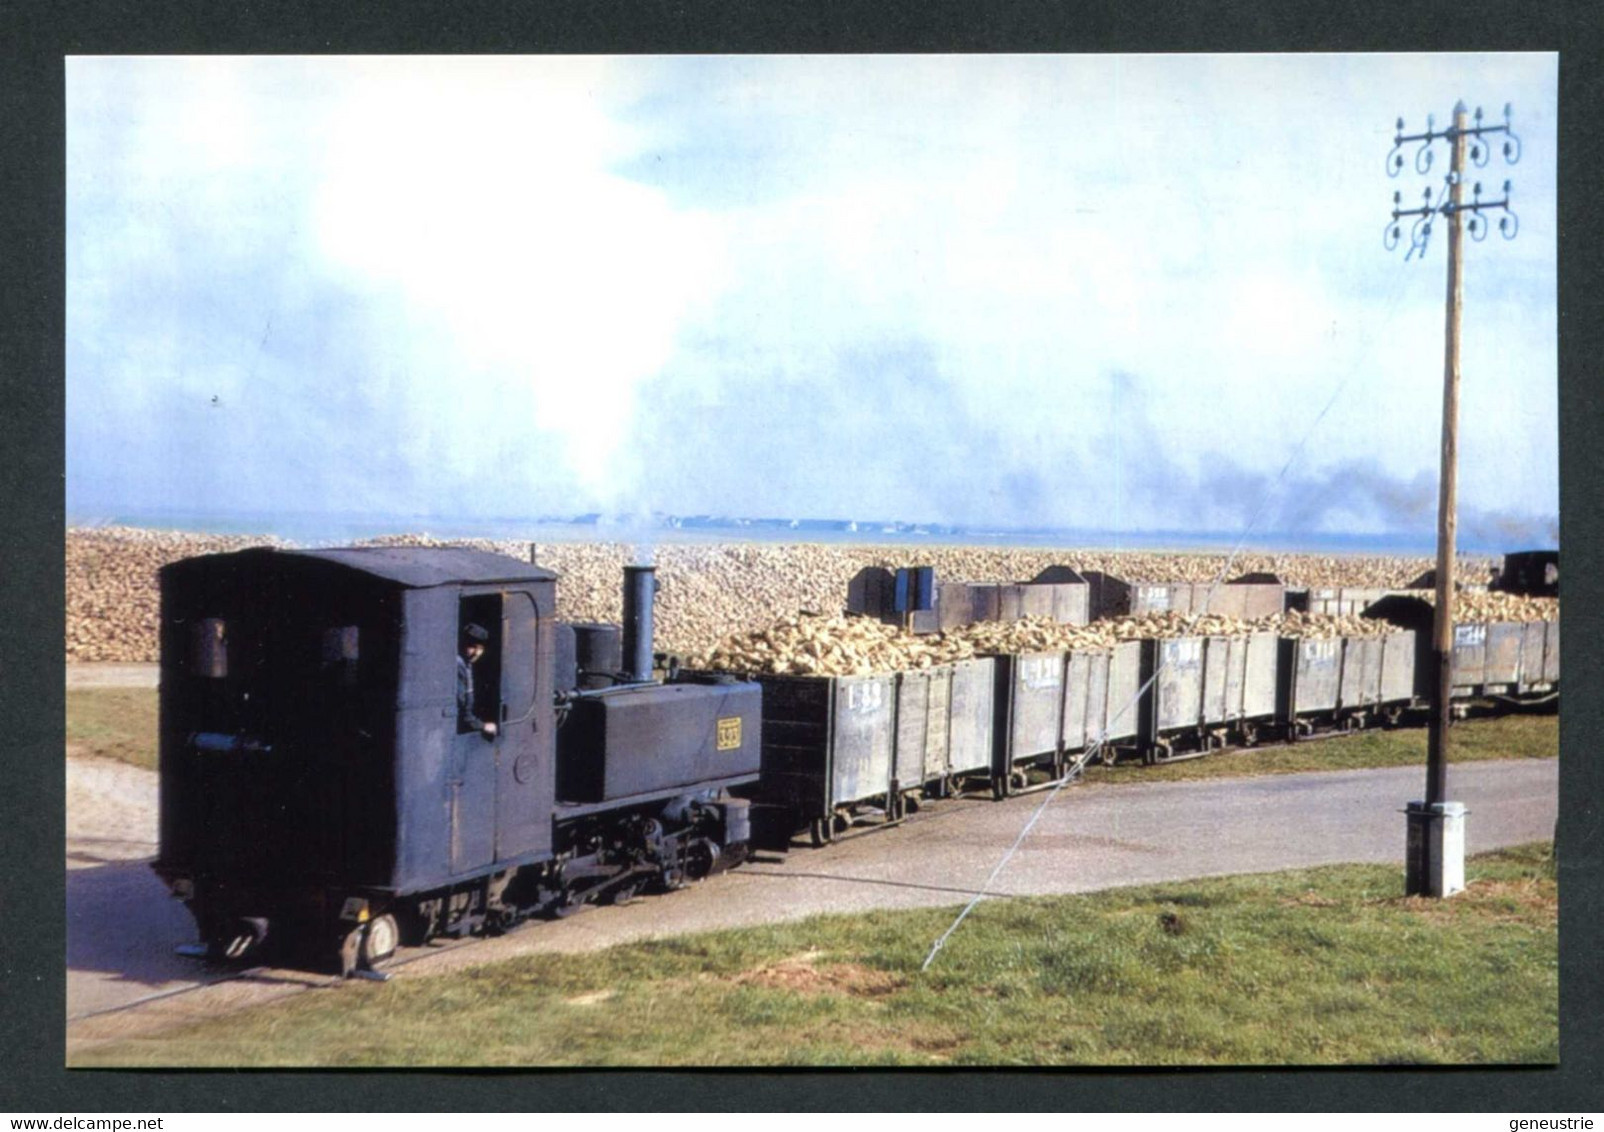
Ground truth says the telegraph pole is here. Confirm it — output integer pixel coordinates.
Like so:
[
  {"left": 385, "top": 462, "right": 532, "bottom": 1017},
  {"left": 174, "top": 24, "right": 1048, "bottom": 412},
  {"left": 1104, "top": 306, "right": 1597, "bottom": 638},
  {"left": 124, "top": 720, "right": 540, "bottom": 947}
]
[{"left": 1384, "top": 101, "right": 1520, "bottom": 896}]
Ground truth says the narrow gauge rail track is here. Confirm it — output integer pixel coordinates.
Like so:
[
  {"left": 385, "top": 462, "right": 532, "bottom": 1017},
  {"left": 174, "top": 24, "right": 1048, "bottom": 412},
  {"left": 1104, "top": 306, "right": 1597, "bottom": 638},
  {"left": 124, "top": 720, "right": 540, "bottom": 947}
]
[{"left": 78, "top": 703, "right": 1545, "bottom": 1028}]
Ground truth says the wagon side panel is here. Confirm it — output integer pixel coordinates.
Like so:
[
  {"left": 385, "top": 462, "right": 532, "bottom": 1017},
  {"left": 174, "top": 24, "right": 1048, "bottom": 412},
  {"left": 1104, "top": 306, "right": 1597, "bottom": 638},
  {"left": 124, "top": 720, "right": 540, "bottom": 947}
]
[
  {"left": 1104, "top": 641, "right": 1143, "bottom": 743},
  {"left": 1380, "top": 631, "right": 1417, "bottom": 704},
  {"left": 831, "top": 674, "right": 897, "bottom": 806},
  {"left": 948, "top": 658, "right": 996, "bottom": 776},
  {"left": 1485, "top": 622, "right": 1524, "bottom": 686},
  {"left": 1243, "top": 633, "right": 1278, "bottom": 719}
]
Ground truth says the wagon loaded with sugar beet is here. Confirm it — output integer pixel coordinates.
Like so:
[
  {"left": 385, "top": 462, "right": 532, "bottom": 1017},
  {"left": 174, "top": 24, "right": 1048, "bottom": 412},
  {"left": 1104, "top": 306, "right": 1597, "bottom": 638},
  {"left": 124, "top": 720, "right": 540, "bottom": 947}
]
[{"left": 1364, "top": 591, "right": 1559, "bottom": 710}]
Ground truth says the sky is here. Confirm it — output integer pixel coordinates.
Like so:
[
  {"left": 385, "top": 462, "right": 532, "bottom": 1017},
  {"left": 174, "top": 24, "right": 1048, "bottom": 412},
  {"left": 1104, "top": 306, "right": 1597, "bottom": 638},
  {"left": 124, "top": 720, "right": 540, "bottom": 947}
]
[{"left": 65, "top": 54, "right": 1559, "bottom": 547}]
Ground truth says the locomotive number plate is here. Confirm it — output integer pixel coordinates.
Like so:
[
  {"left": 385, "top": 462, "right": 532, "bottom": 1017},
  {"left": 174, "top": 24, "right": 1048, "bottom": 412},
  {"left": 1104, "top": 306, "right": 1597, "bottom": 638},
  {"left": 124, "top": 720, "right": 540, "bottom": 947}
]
[{"left": 717, "top": 716, "right": 742, "bottom": 751}]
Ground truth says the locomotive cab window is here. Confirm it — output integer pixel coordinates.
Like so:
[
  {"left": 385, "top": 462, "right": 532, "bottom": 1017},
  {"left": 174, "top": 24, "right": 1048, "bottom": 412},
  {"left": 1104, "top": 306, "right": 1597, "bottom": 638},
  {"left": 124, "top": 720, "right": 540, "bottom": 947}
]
[
  {"left": 189, "top": 617, "right": 228, "bottom": 679},
  {"left": 457, "top": 597, "right": 502, "bottom": 734},
  {"left": 319, "top": 625, "right": 360, "bottom": 687}
]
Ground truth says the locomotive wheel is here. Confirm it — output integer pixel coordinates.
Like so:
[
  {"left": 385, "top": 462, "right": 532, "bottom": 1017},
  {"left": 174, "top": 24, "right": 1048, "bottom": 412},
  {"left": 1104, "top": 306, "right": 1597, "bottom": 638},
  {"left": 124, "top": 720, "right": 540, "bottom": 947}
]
[
  {"left": 809, "top": 818, "right": 827, "bottom": 848},
  {"left": 685, "top": 838, "right": 721, "bottom": 881},
  {"left": 216, "top": 916, "right": 269, "bottom": 962},
  {"left": 360, "top": 914, "right": 399, "bottom": 966},
  {"left": 550, "top": 889, "right": 588, "bottom": 918},
  {"left": 605, "top": 877, "right": 645, "bottom": 906},
  {"left": 337, "top": 926, "right": 362, "bottom": 977}
]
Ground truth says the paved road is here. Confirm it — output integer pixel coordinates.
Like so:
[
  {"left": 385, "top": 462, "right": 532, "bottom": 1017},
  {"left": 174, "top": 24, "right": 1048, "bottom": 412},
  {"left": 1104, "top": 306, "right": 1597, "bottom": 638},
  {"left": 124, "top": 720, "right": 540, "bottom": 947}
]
[{"left": 66, "top": 757, "right": 1557, "bottom": 1053}]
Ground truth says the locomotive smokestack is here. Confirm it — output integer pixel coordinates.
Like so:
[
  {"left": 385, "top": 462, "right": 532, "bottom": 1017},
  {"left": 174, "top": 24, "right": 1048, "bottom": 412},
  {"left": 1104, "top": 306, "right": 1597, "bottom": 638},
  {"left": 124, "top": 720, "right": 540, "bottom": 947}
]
[{"left": 621, "top": 565, "right": 658, "bottom": 683}]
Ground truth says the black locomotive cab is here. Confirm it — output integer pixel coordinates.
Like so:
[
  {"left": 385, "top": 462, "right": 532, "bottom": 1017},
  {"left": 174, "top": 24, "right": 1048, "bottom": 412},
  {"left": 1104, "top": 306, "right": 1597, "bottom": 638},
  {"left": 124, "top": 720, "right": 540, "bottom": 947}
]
[
  {"left": 153, "top": 547, "right": 560, "bottom": 969},
  {"left": 154, "top": 546, "right": 761, "bottom": 974}
]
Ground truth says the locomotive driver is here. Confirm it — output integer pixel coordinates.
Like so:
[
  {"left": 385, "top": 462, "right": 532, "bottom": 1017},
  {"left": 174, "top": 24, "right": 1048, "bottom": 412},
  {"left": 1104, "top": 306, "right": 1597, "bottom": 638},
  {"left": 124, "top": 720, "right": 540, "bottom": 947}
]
[{"left": 457, "top": 622, "right": 497, "bottom": 737}]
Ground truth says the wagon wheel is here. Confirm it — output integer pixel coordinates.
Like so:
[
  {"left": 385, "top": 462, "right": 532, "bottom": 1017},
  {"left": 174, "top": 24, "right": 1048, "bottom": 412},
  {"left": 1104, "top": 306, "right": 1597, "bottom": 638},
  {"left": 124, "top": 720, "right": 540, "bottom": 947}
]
[
  {"left": 809, "top": 817, "right": 828, "bottom": 849},
  {"left": 360, "top": 914, "right": 399, "bottom": 966},
  {"left": 991, "top": 774, "right": 1007, "bottom": 801}
]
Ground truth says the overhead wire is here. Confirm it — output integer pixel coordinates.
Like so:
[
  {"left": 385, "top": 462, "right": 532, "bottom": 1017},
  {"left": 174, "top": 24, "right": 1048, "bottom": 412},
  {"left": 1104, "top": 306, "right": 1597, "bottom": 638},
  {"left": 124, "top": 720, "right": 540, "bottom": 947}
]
[{"left": 920, "top": 264, "right": 1422, "bottom": 972}]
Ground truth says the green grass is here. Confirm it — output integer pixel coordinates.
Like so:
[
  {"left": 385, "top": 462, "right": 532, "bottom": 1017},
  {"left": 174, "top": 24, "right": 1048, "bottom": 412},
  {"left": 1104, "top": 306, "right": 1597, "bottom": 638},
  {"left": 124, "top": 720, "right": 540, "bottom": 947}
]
[
  {"left": 73, "top": 844, "right": 1558, "bottom": 1068},
  {"left": 1081, "top": 711, "right": 1557, "bottom": 786},
  {"left": 65, "top": 687, "right": 159, "bottom": 770}
]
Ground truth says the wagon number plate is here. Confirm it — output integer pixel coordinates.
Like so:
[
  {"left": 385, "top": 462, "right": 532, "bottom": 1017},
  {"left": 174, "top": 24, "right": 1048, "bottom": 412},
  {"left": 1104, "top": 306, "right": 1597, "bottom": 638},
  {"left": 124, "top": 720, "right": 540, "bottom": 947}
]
[{"left": 717, "top": 716, "right": 742, "bottom": 751}]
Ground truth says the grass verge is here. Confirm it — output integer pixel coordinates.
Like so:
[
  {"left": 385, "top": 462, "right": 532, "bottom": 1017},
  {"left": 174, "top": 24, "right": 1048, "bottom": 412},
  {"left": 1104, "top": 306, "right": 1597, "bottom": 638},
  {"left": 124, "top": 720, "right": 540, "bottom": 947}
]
[
  {"left": 65, "top": 688, "right": 159, "bottom": 771},
  {"left": 1082, "top": 710, "right": 1557, "bottom": 786},
  {"left": 72, "top": 843, "right": 1558, "bottom": 1068}
]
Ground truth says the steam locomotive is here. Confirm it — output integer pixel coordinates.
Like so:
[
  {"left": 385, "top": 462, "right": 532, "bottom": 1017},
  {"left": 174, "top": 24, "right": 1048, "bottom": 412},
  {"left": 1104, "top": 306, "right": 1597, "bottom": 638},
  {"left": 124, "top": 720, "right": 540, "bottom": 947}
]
[
  {"left": 151, "top": 546, "right": 1558, "bottom": 974},
  {"left": 153, "top": 548, "right": 760, "bottom": 974}
]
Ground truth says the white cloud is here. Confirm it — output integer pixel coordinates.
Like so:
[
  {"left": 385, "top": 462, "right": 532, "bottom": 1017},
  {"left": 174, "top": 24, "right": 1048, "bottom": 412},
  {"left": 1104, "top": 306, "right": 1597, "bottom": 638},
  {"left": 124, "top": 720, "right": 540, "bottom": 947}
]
[{"left": 310, "top": 58, "right": 730, "bottom": 499}]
